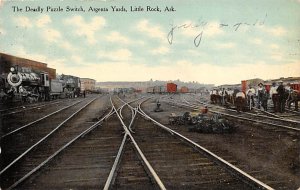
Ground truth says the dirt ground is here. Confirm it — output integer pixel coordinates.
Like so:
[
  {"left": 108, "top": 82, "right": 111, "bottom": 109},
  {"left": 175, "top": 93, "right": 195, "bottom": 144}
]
[
  {"left": 142, "top": 97, "right": 300, "bottom": 189},
  {"left": 1, "top": 94, "right": 299, "bottom": 189}
]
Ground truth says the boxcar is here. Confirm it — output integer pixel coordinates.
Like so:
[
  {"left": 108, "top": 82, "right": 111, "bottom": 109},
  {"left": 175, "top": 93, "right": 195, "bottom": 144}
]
[
  {"left": 167, "top": 83, "right": 177, "bottom": 93},
  {"left": 180, "top": 86, "right": 189, "bottom": 93}
]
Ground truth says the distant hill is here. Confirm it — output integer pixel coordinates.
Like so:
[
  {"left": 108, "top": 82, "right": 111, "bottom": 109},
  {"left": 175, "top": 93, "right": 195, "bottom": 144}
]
[{"left": 96, "top": 80, "right": 214, "bottom": 90}]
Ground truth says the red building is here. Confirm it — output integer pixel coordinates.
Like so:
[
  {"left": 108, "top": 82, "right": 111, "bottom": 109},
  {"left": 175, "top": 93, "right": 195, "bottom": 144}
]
[{"left": 0, "top": 53, "right": 56, "bottom": 79}]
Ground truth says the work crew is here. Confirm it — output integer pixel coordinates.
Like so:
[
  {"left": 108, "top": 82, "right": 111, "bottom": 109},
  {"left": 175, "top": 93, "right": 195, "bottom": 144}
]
[
  {"left": 246, "top": 85, "right": 255, "bottom": 109},
  {"left": 256, "top": 83, "right": 268, "bottom": 110},
  {"left": 269, "top": 82, "right": 279, "bottom": 112},
  {"left": 276, "top": 81, "right": 285, "bottom": 113},
  {"left": 235, "top": 91, "right": 246, "bottom": 113},
  {"left": 286, "top": 83, "right": 299, "bottom": 111}
]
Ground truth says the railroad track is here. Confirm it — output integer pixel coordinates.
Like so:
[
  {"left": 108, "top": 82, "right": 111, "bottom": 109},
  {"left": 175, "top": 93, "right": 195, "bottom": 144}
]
[
  {"left": 105, "top": 96, "right": 164, "bottom": 190},
  {"left": 192, "top": 93, "right": 300, "bottom": 120},
  {"left": 1, "top": 98, "right": 87, "bottom": 137},
  {"left": 0, "top": 99, "right": 65, "bottom": 117},
  {"left": 116, "top": 96, "right": 273, "bottom": 189},
  {"left": 1, "top": 94, "right": 293, "bottom": 189},
  {"left": 156, "top": 95, "right": 299, "bottom": 189},
  {"left": 0, "top": 96, "right": 100, "bottom": 189},
  {"left": 0, "top": 96, "right": 151, "bottom": 189},
  {"left": 167, "top": 94, "right": 300, "bottom": 132}
]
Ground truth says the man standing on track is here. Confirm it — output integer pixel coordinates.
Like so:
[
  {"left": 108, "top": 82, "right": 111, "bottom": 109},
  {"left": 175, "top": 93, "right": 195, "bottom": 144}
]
[
  {"left": 246, "top": 85, "right": 255, "bottom": 109},
  {"left": 256, "top": 83, "right": 265, "bottom": 109},
  {"left": 269, "top": 82, "right": 279, "bottom": 112},
  {"left": 276, "top": 81, "right": 285, "bottom": 113}
]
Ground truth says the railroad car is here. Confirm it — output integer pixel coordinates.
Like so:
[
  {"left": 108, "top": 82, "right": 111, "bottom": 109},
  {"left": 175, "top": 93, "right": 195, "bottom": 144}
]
[
  {"left": 146, "top": 86, "right": 155, "bottom": 93},
  {"left": 167, "top": 83, "right": 177, "bottom": 93},
  {"left": 291, "top": 82, "right": 300, "bottom": 92},
  {"left": 180, "top": 86, "right": 189, "bottom": 93},
  {"left": 153, "top": 85, "right": 166, "bottom": 94},
  {"left": 153, "top": 86, "right": 161, "bottom": 93}
]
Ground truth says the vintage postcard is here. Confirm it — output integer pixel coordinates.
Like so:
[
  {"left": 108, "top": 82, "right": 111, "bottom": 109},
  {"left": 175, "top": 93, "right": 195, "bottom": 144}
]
[{"left": 0, "top": 0, "right": 299, "bottom": 189}]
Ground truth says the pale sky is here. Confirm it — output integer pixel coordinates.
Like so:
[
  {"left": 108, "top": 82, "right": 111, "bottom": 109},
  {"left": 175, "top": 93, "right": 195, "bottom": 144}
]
[{"left": 0, "top": 0, "right": 299, "bottom": 85}]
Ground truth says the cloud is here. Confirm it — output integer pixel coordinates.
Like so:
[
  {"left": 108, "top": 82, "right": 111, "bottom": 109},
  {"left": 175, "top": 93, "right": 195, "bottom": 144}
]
[
  {"left": 64, "top": 15, "right": 106, "bottom": 44},
  {"left": 260, "top": 26, "right": 287, "bottom": 36},
  {"left": 270, "top": 44, "right": 279, "bottom": 49},
  {"left": 136, "top": 19, "right": 165, "bottom": 40},
  {"left": 106, "top": 31, "right": 130, "bottom": 44},
  {"left": 216, "top": 42, "right": 236, "bottom": 49},
  {"left": 50, "top": 59, "right": 300, "bottom": 85},
  {"left": 14, "top": 16, "right": 32, "bottom": 28},
  {"left": 42, "top": 28, "right": 62, "bottom": 42},
  {"left": 59, "top": 41, "right": 74, "bottom": 51},
  {"left": 36, "top": 15, "right": 52, "bottom": 28},
  {"left": 151, "top": 46, "right": 170, "bottom": 55},
  {"left": 179, "top": 21, "right": 223, "bottom": 38},
  {"left": 98, "top": 48, "right": 132, "bottom": 61},
  {"left": 10, "top": 46, "right": 48, "bottom": 63},
  {"left": 204, "top": 22, "right": 224, "bottom": 37},
  {"left": 71, "top": 55, "right": 83, "bottom": 63},
  {"left": 0, "top": 28, "right": 4, "bottom": 35},
  {"left": 250, "top": 38, "right": 262, "bottom": 45},
  {"left": 270, "top": 52, "right": 283, "bottom": 61}
]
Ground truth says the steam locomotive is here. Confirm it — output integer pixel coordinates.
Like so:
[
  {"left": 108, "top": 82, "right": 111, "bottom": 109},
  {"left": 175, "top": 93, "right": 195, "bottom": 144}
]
[{"left": 0, "top": 65, "right": 81, "bottom": 103}]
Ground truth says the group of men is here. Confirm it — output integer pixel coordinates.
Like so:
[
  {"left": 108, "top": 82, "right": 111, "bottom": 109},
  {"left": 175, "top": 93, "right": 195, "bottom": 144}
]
[{"left": 246, "top": 81, "right": 299, "bottom": 112}]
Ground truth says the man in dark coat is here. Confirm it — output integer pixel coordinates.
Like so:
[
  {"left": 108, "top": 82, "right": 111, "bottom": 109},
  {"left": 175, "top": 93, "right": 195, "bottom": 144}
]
[{"left": 276, "top": 81, "right": 285, "bottom": 113}]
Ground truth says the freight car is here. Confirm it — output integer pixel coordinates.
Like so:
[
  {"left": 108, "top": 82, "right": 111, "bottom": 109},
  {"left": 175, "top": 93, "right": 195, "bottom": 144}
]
[
  {"left": 180, "top": 86, "right": 189, "bottom": 93},
  {"left": 167, "top": 83, "right": 177, "bottom": 93},
  {"left": 146, "top": 86, "right": 155, "bottom": 93},
  {"left": 154, "top": 85, "right": 166, "bottom": 94},
  {"left": 147, "top": 83, "right": 178, "bottom": 94}
]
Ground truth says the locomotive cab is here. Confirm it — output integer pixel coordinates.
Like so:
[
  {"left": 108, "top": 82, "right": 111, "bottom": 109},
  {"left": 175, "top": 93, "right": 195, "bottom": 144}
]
[{"left": 40, "top": 73, "right": 50, "bottom": 87}]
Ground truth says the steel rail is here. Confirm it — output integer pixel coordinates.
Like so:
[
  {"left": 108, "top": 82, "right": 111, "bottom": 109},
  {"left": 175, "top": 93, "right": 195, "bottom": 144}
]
[
  {"left": 104, "top": 96, "right": 141, "bottom": 189},
  {"left": 181, "top": 95, "right": 300, "bottom": 128},
  {"left": 1, "top": 99, "right": 84, "bottom": 139},
  {"left": 285, "top": 108, "right": 300, "bottom": 115},
  {"left": 109, "top": 97, "right": 166, "bottom": 190},
  {"left": 103, "top": 134, "right": 128, "bottom": 190},
  {"left": 165, "top": 99, "right": 300, "bottom": 132},
  {"left": 0, "top": 97, "right": 97, "bottom": 176},
  {"left": 6, "top": 96, "right": 146, "bottom": 189},
  {"left": 128, "top": 108, "right": 137, "bottom": 133},
  {"left": 0, "top": 99, "right": 62, "bottom": 113},
  {"left": 104, "top": 97, "right": 144, "bottom": 120},
  {"left": 117, "top": 97, "right": 143, "bottom": 133},
  {"left": 192, "top": 99, "right": 300, "bottom": 126},
  {"left": 118, "top": 96, "right": 145, "bottom": 119},
  {"left": 137, "top": 98, "right": 274, "bottom": 190},
  {"left": 188, "top": 94, "right": 300, "bottom": 125},
  {"left": 0, "top": 100, "right": 64, "bottom": 117},
  {"left": 252, "top": 107, "right": 281, "bottom": 118},
  {"left": 7, "top": 106, "right": 115, "bottom": 190}
]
